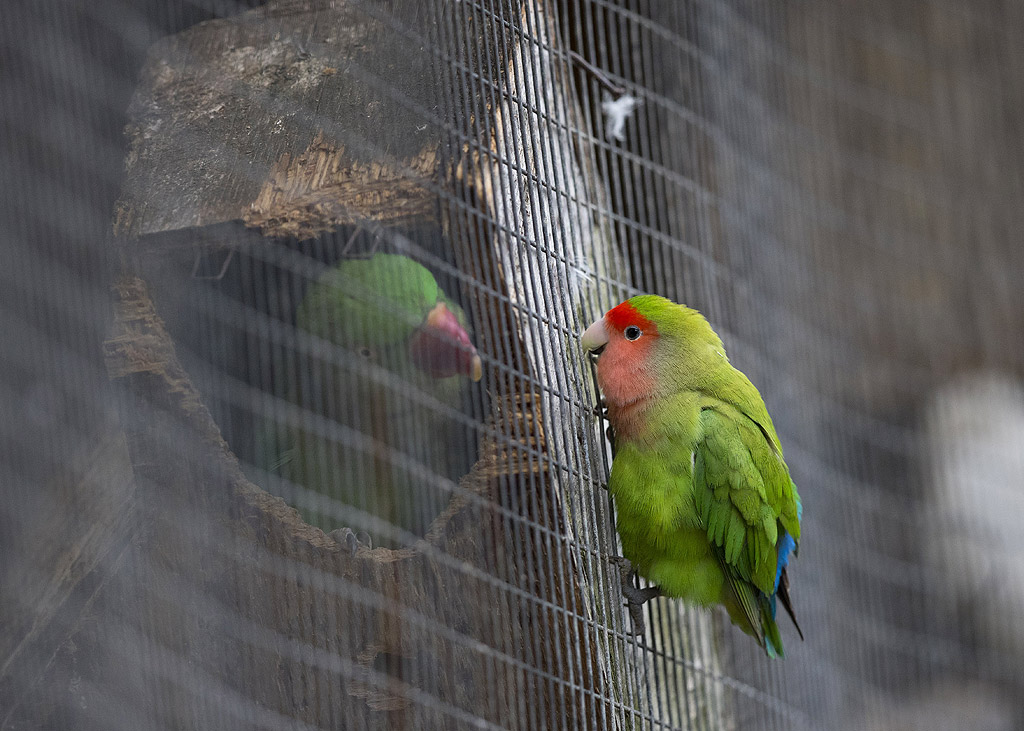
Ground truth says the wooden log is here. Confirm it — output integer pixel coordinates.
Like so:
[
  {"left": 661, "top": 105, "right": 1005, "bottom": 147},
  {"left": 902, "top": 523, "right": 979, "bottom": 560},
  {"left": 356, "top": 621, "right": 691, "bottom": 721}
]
[
  {"left": 113, "top": 0, "right": 449, "bottom": 244},
  {"left": 93, "top": 0, "right": 621, "bottom": 727},
  {"left": 100, "top": 273, "right": 542, "bottom": 728}
]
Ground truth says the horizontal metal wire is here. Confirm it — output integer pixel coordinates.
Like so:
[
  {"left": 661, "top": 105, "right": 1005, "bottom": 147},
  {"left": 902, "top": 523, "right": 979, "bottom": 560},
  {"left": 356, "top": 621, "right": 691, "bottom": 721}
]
[{"left": 5, "top": 0, "right": 1024, "bottom": 729}]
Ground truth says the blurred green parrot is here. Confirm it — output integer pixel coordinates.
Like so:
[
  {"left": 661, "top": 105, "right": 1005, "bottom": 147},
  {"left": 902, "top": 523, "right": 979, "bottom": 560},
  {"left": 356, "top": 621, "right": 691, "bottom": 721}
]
[{"left": 263, "top": 253, "right": 482, "bottom": 543}]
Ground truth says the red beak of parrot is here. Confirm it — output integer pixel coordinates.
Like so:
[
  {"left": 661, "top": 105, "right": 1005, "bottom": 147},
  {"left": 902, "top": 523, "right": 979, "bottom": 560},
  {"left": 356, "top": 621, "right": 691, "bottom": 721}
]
[
  {"left": 581, "top": 317, "right": 609, "bottom": 355},
  {"left": 409, "top": 302, "right": 483, "bottom": 382}
]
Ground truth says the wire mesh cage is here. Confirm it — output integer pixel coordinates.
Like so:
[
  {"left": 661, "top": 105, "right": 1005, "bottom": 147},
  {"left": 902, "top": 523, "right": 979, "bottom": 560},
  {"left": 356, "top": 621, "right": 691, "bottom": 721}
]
[{"left": 4, "top": 0, "right": 1024, "bottom": 729}]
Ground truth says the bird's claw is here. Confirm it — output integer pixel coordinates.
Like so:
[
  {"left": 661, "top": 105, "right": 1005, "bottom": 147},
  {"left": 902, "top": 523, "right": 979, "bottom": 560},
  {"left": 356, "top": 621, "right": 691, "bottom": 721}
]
[
  {"left": 330, "top": 527, "right": 372, "bottom": 557},
  {"left": 609, "top": 556, "right": 661, "bottom": 636},
  {"left": 625, "top": 600, "right": 647, "bottom": 636}
]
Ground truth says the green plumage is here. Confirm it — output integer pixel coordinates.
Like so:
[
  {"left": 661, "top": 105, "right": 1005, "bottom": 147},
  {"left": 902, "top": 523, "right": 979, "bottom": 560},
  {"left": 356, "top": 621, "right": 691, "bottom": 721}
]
[
  {"left": 262, "top": 253, "right": 476, "bottom": 542},
  {"left": 585, "top": 295, "right": 802, "bottom": 657},
  {"left": 296, "top": 254, "right": 451, "bottom": 352}
]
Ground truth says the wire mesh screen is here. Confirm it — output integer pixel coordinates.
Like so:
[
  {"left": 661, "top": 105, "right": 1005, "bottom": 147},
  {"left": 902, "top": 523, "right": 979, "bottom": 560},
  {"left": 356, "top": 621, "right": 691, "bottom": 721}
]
[{"left": 4, "top": 0, "right": 1024, "bottom": 729}]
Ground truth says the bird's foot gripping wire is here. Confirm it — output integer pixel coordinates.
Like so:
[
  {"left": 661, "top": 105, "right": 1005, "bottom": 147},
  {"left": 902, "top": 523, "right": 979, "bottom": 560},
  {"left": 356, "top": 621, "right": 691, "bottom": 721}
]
[
  {"left": 609, "top": 556, "right": 661, "bottom": 636},
  {"left": 330, "top": 527, "right": 373, "bottom": 557},
  {"left": 591, "top": 400, "right": 616, "bottom": 446}
]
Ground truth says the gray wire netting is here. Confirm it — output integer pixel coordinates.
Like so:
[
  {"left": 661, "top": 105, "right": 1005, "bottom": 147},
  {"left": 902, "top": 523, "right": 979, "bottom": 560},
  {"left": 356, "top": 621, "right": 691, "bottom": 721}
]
[{"left": 3, "top": 0, "right": 1024, "bottom": 729}]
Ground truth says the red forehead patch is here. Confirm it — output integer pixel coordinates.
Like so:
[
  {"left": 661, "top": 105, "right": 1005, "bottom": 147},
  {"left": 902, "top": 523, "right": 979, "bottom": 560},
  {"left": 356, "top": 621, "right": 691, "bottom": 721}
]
[{"left": 605, "top": 301, "right": 656, "bottom": 334}]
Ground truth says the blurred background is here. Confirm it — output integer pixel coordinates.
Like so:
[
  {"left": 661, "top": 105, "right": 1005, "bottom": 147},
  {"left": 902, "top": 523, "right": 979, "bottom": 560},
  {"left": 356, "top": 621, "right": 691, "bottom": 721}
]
[{"left": 3, "top": 0, "right": 1023, "bottom": 729}]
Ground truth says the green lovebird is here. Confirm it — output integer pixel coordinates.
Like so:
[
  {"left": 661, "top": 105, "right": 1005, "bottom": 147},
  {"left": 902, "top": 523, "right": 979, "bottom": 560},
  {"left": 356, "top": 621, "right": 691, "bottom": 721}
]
[
  {"left": 266, "top": 253, "right": 482, "bottom": 542},
  {"left": 581, "top": 295, "right": 802, "bottom": 657}
]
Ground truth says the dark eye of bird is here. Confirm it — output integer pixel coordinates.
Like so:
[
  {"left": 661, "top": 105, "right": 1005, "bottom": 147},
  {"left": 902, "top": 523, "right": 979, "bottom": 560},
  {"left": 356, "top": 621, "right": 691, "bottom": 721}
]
[
  {"left": 358, "top": 346, "right": 373, "bottom": 359},
  {"left": 624, "top": 325, "right": 642, "bottom": 341}
]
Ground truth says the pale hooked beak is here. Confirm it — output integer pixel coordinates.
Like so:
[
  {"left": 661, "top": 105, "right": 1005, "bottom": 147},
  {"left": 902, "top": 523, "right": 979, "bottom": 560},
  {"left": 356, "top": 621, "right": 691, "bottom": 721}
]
[{"left": 581, "top": 317, "right": 609, "bottom": 355}]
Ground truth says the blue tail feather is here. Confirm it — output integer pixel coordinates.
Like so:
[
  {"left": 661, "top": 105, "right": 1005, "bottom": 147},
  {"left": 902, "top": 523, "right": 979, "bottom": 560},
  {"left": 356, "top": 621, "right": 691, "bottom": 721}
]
[{"left": 774, "top": 530, "right": 796, "bottom": 592}]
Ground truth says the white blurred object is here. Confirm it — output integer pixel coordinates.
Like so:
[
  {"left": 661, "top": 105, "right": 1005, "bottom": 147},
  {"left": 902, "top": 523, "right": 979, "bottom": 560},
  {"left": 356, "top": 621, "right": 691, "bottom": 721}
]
[
  {"left": 861, "top": 682, "right": 1016, "bottom": 731},
  {"left": 924, "top": 372, "right": 1024, "bottom": 658},
  {"left": 601, "top": 93, "right": 640, "bottom": 142}
]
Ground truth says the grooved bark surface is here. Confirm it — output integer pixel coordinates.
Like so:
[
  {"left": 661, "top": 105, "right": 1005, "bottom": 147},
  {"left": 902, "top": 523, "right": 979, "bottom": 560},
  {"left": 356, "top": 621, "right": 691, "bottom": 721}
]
[{"left": 113, "top": 0, "right": 446, "bottom": 242}]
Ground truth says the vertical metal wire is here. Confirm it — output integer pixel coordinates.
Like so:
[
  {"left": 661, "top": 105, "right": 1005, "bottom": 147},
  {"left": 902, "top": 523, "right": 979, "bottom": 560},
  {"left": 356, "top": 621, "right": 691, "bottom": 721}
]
[{"left": 5, "top": 0, "right": 1024, "bottom": 729}]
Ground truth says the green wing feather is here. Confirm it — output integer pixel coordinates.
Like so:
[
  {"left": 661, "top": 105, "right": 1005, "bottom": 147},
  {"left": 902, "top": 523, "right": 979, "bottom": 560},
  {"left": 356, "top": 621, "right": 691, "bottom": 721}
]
[{"left": 693, "top": 401, "right": 801, "bottom": 655}]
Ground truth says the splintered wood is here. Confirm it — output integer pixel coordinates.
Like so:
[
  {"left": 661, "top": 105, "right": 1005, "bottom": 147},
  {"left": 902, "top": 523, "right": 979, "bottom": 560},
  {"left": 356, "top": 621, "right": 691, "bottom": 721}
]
[{"left": 245, "top": 132, "right": 441, "bottom": 239}]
